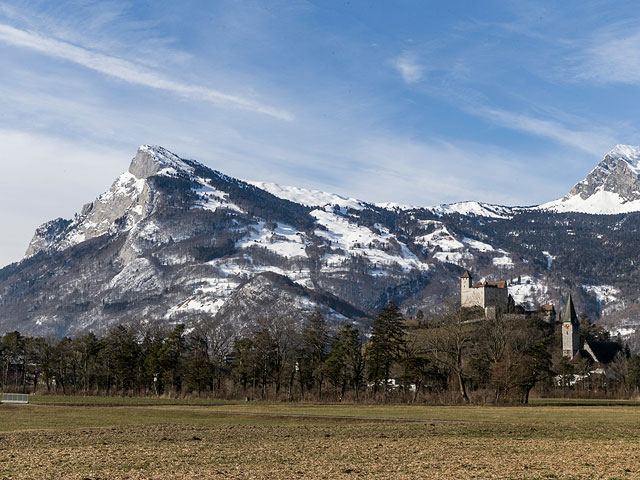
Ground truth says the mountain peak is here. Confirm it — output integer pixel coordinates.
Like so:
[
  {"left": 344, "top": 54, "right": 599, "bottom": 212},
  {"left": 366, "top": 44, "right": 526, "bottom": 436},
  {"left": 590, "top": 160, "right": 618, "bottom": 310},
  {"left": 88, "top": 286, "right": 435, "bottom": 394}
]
[
  {"left": 607, "top": 144, "right": 640, "bottom": 165},
  {"left": 541, "top": 144, "right": 640, "bottom": 214},
  {"left": 129, "top": 145, "right": 194, "bottom": 179}
]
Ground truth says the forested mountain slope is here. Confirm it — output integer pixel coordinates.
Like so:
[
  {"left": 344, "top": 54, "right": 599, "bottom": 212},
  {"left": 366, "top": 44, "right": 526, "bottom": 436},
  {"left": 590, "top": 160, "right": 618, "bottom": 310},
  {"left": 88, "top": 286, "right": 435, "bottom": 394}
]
[{"left": 1, "top": 145, "right": 639, "bottom": 350}]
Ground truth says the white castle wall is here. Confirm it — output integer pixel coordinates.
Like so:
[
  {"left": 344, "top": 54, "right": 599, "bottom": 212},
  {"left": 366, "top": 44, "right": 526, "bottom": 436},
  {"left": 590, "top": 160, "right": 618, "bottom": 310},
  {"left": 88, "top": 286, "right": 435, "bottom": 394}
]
[
  {"left": 460, "top": 276, "right": 509, "bottom": 310},
  {"left": 461, "top": 287, "right": 485, "bottom": 308}
]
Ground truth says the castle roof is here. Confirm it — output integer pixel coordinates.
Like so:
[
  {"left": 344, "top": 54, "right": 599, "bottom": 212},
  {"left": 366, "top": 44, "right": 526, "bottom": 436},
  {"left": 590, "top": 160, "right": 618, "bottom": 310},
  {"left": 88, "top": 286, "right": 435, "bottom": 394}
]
[
  {"left": 473, "top": 280, "right": 507, "bottom": 289},
  {"left": 461, "top": 270, "right": 471, "bottom": 278}
]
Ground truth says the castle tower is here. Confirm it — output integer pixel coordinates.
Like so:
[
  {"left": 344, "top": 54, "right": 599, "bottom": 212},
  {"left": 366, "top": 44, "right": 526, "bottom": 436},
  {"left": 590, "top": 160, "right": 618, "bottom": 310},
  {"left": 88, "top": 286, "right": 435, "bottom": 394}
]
[
  {"left": 461, "top": 270, "right": 472, "bottom": 289},
  {"left": 562, "top": 294, "right": 580, "bottom": 358},
  {"left": 460, "top": 271, "right": 474, "bottom": 308}
]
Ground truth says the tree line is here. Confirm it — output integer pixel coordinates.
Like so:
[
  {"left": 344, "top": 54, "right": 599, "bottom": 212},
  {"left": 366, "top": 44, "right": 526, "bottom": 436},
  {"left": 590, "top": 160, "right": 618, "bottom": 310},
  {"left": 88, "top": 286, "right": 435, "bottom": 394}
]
[{"left": 2, "top": 302, "right": 639, "bottom": 403}]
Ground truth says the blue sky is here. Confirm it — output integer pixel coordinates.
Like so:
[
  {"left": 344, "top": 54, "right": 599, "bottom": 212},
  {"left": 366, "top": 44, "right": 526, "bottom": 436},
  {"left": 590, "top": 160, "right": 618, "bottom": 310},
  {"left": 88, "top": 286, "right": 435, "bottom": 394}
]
[{"left": 1, "top": 0, "right": 640, "bottom": 266}]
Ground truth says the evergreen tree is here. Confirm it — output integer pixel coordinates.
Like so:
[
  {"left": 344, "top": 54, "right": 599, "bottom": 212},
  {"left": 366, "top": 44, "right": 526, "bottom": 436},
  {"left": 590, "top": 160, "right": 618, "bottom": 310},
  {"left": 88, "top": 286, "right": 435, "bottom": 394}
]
[
  {"left": 324, "top": 324, "right": 365, "bottom": 400},
  {"left": 158, "top": 324, "right": 186, "bottom": 393},
  {"left": 297, "top": 312, "right": 329, "bottom": 396},
  {"left": 102, "top": 326, "right": 140, "bottom": 393},
  {"left": 183, "top": 331, "right": 212, "bottom": 395},
  {"left": 252, "top": 328, "right": 277, "bottom": 399},
  {"left": 626, "top": 355, "right": 640, "bottom": 393},
  {"left": 73, "top": 333, "right": 100, "bottom": 395},
  {"left": 367, "top": 301, "right": 406, "bottom": 391}
]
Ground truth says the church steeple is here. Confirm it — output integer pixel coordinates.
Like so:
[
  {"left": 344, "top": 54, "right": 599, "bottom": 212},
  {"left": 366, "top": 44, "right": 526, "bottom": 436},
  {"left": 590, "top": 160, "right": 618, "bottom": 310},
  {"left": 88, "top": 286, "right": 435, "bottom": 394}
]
[
  {"left": 564, "top": 294, "right": 578, "bottom": 325},
  {"left": 562, "top": 294, "right": 580, "bottom": 358}
]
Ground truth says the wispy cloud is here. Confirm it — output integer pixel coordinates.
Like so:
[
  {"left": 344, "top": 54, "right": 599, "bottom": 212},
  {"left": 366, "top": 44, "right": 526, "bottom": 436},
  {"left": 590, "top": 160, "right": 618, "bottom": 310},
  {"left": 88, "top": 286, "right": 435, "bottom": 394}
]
[
  {"left": 392, "top": 51, "right": 425, "bottom": 84},
  {"left": 0, "top": 23, "right": 293, "bottom": 120},
  {"left": 347, "top": 135, "right": 569, "bottom": 207},
  {"left": 465, "top": 105, "right": 616, "bottom": 155},
  {"left": 577, "top": 26, "right": 640, "bottom": 84},
  {"left": 0, "top": 128, "right": 130, "bottom": 267}
]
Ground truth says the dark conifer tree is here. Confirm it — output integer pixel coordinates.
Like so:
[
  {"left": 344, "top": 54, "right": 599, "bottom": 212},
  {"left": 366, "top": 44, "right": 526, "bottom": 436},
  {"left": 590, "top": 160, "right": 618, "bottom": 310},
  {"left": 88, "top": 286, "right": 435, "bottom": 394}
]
[{"left": 367, "top": 301, "right": 406, "bottom": 391}]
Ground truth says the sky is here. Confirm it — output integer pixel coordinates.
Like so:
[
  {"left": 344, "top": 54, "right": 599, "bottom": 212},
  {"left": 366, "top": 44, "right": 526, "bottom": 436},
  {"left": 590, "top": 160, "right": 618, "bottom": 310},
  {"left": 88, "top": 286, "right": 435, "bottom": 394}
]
[{"left": 1, "top": 0, "right": 640, "bottom": 267}]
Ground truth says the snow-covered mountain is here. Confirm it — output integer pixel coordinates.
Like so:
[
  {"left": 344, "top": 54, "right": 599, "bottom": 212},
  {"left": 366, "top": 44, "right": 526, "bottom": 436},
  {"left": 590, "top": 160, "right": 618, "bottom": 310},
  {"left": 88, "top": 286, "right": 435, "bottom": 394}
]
[
  {"left": 251, "top": 181, "right": 515, "bottom": 218},
  {"left": 248, "top": 181, "right": 368, "bottom": 211},
  {"left": 541, "top": 145, "right": 640, "bottom": 214},
  {"left": 1, "top": 146, "right": 438, "bottom": 336},
  {"left": 3, "top": 144, "right": 640, "bottom": 349}
]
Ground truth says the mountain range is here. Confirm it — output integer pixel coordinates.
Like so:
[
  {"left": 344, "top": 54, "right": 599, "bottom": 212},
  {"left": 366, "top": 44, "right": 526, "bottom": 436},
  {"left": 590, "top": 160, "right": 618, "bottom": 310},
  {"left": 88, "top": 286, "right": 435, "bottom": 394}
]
[{"left": 2, "top": 144, "right": 640, "bottom": 350}]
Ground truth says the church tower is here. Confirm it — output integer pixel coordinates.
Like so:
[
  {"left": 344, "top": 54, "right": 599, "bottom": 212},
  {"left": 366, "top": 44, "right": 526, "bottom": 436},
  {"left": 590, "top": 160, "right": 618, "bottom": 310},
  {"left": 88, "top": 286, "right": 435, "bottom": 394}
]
[{"left": 562, "top": 295, "right": 580, "bottom": 358}]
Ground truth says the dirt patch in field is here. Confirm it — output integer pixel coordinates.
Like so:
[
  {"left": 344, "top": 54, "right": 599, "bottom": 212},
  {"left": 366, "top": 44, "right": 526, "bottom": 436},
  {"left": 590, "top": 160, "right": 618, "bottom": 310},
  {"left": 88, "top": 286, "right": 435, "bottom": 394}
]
[{"left": 0, "top": 420, "right": 639, "bottom": 479}]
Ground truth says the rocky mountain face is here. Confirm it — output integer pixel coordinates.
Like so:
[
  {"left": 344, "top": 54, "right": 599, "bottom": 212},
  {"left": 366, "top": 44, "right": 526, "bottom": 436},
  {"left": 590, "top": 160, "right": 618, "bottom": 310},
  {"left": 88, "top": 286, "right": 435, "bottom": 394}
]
[
  {"left": 2, "top": 144, "right": 640, "bottom": 350},
  {"left": 541, "top": 145, "right": 640, "bottom": 214}
]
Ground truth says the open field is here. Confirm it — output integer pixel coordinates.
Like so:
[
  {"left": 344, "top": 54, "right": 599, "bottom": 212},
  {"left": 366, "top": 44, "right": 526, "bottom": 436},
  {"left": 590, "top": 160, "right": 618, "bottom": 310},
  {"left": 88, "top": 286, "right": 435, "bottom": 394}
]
[{"left": 1, "top": 398, "right": 640, "bottom": 479}]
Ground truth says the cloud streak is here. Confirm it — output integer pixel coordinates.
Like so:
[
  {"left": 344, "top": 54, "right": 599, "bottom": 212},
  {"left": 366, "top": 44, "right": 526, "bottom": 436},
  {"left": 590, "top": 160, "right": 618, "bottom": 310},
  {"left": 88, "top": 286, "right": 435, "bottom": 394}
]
[
  {"left": 0, "top": 128, "right": 131, "bottom": 267},
  {"left": 577, "top": 27, "right": 640, "bottom": 85},
  {"left": 465, "top": 105, "right": 616, "bottom": 156},
  {"left": 392, "top": 51, "right": 425, "bottom": 84},
  {"left": 347, "top": 135, "right": 569, "bottom": 208},
  {"left": 0, "top": 23, "right": 293, "bottom": 120}
]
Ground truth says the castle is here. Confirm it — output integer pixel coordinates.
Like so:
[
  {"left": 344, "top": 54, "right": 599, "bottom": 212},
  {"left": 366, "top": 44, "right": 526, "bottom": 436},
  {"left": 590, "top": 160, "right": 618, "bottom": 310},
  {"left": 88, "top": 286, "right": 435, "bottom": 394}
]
[
  {"left": 460, "top": 270, "right": 510, "bottom": 310},
  {"left": 459, "top": 270, "right": 554, "bottom": 321},
  {"left": 460, "top": 270, "right": 622, "bottom": 377}
]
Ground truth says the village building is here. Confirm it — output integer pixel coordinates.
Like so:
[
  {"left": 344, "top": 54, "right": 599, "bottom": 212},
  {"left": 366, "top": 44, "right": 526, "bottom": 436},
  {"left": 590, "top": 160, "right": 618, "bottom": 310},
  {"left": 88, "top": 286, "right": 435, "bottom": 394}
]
[
  {"left": 459, "top": 271, "right": 623, "bottom": 387},
  {"left": 562, "top": 294, "right": 622, "bottom": 366},
  {"left": 539, "top": 304, "right": 557, "bottom": 322}
]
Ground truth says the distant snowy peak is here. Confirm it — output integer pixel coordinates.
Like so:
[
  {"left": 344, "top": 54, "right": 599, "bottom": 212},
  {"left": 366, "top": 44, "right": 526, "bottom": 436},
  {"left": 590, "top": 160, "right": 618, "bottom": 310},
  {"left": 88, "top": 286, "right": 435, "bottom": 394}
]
[
  {"left": 375, "top": 202, "right": 419, "bottom": 211},
  {"left": 248, "top": 182, "right": 513, "bottom": 218},
  {"left": 248, "top": 181, "right": 368, "bottom": 211},
  {"left": 607, "top": 144, "right": 640, "bottom": 167},
  {"left": 427, "top": 201, "right": 513, "bottom": 219},
  {"left": 540, "top": 144, "right": 640, "bottom": 214}
]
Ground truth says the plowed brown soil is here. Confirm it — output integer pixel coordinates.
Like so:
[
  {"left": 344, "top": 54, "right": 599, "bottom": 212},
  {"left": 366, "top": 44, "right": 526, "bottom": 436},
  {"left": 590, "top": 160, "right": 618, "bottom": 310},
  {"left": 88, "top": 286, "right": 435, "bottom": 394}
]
[{"left": 1, "top": 402, "right": 639, "bottom": 479}]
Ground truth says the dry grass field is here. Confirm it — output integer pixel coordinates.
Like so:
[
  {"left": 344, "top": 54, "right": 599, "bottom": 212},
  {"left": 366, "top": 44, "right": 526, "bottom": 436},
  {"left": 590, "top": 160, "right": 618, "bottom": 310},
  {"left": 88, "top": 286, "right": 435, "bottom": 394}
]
[{"left": 1, "top": 397, "right": 639, "bottom": 479}]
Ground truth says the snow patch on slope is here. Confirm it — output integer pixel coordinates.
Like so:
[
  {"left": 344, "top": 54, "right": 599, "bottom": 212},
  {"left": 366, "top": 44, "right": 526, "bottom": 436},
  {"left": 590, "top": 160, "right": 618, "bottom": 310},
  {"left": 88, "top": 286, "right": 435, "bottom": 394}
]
[
  {"left": 428, "top": 201, "right": 513, "bottom": 219},
  {"left": 193, "top": 177, "right": 244, "bottom": 213},
  {"left": 375, "top": 202, "right": 418, "bottom": 211},
  {"left": 237, "top": 222, "right": 308, "bottom": 259},
  {"left": 540, "top": 189, "right": 640, "bottom": 215},
  {"left": 249, "top": 181, "right": 366, "bottom": 210},
  {"left": 415, "top": 221, "right": 464, "bottom": 251},
  {"left": 611, "top": 326, "right": 636, "bottom": 339},
  {"left": 311, "top": 207, "right": 428, "bottom": 272},
  {"left": 463, "top": 237, "right": 494, "bottom": 252},
  {"left": 508, "top": 275, "right": 549, "bottom": 309},
  {"left": 583, "top": 284, "right": 619, "bottom": 306},
  {"left": 492, "top": 249, "right": 514, "bottom": 268},
  {"left": 542, "top": 251, "right": 555, "bottom": 270},
  {"left": 433, "top": 251, "right": 474, "bottom": 266},
  {"left": 165, "top": 275, "right": 239, "bottom": 319},
  {"left": 213, "top": 255, "right": 313, "bottom": 288}
]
